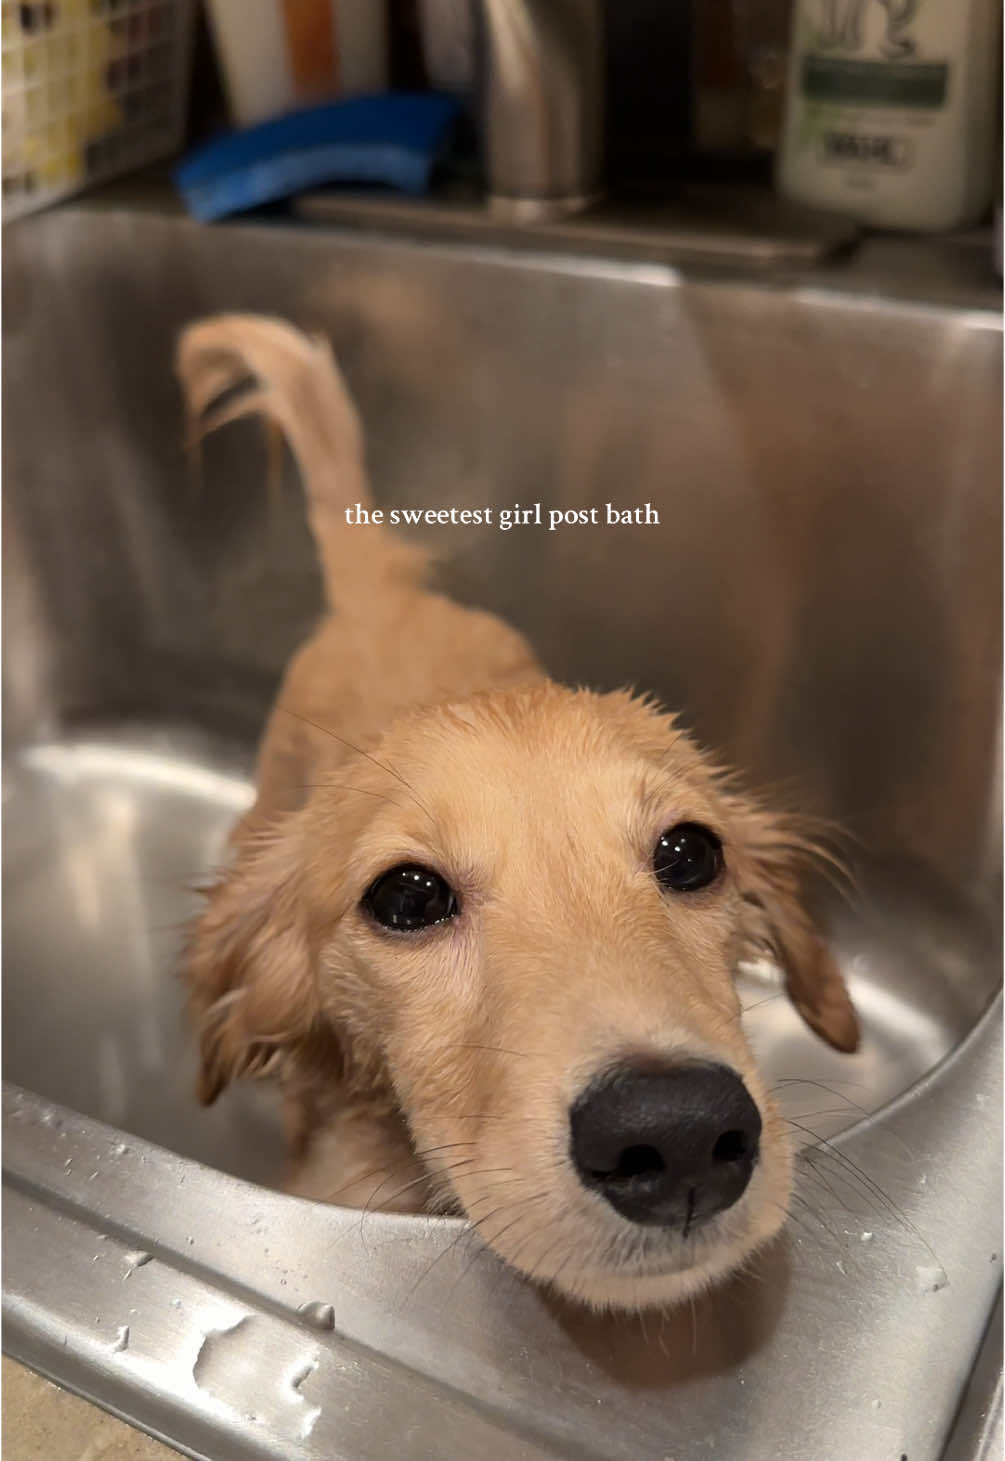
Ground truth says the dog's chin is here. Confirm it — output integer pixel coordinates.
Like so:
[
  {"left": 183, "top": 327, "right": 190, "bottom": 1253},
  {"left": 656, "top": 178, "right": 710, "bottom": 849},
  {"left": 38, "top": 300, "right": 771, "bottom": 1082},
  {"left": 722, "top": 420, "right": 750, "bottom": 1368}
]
[
  {"left": 539, "top": 1213, "right": 787, "bottom": 1312},
  {"left": 454, "top": 1162, "right": 792, "bottom": 1314}
]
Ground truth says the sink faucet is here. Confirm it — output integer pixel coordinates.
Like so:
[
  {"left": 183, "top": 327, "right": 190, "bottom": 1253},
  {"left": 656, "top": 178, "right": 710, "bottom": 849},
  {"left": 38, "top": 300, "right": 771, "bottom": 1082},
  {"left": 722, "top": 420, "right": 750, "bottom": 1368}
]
[{"left": 477, "top": 0, "right": 605, "bottom": 221}]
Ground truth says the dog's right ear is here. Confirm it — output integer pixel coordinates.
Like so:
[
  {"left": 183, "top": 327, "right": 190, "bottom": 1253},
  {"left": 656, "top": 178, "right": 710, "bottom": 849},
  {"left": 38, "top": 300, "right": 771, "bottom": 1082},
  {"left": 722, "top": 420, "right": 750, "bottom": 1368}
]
[{"left": 185, "top": 824, "right": 326, "bottom": 1104}]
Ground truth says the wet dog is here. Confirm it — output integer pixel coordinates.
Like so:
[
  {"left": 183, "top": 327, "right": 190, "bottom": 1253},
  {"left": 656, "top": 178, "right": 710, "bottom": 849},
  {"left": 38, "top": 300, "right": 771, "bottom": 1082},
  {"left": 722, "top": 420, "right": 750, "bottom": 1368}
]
[{"left": 178, "top": 314, "right": 858, "bottom": 1311}]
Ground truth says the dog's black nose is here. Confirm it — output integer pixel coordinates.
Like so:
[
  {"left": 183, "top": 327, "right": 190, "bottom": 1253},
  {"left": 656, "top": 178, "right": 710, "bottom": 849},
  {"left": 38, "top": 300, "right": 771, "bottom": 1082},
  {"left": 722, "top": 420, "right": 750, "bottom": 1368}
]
[{"left": 569, "top": 1060, "right": 761, "bottom": 1227}]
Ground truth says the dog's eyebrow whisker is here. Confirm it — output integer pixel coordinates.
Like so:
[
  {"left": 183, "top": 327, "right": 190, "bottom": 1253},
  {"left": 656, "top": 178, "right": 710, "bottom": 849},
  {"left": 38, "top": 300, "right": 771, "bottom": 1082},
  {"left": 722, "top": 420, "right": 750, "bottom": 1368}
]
[
  {"left": 298, "top": 782, "right": 408, "bottom": 809},
  {"left": 278, "top": 705, "right": 437, "bottom": 827},
  {"left": 441, "top": 1043, "right": 541, "bottom": 1060}
]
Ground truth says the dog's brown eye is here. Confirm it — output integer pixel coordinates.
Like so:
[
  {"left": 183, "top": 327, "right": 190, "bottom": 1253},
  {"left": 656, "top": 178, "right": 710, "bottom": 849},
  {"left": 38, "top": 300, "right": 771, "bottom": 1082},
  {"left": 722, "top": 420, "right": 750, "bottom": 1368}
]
[
  {"left": 363, "top": 864, "right": 458, "bottom": 931},
  {"left": 654, "top": 823, "right": 723, "bottom": 893}
]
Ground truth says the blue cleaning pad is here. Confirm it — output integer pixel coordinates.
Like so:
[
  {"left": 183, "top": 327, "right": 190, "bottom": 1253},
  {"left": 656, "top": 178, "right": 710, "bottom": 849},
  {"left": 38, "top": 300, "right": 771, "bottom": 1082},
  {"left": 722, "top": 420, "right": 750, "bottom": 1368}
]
[{"left": 175, "top": 93, "right": 460, "bottom": 222}]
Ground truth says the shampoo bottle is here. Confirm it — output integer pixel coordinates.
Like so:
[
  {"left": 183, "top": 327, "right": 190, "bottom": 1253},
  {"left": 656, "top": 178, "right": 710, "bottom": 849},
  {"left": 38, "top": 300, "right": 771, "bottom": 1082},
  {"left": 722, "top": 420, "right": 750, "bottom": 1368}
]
[{"left": 777, "top": 0, "right": 1000, "bottom": 230}]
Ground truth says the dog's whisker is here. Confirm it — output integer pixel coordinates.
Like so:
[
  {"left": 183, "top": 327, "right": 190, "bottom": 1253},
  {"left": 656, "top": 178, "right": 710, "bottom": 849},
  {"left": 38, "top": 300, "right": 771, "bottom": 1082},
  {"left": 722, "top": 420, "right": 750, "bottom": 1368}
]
[
  {"left": 785, "top": 1189, "right": 842, "bottom": 1245},
  {"left": 773, "top": 1075, "right": 916, "bottom": 1147},
  {"left": 773, "top": 1074, "right": 874, "bottom": 1100},
  {"left": 771, "top": 1190, "right": 831, "bottom": 1245},
  {"left": 453, "top": 1192, "right": 547, "bottom": 1295},
  {"left": 355, "top": 1155, "right": 504, "bottom": 1219},
  {"left": 478, "top": 1198, "right": 554, "bottom": 1301},
  {"left": 475, "top": 1196, "right": 548, "bottom": 1251},
  {"left": 402, "top": 1186, "right": 544, "bottom": 1305},
  {"left": 787, "top": 1120, "right": 943, "bottom": 1268},
  {"left": 360, "top": 1168, "right": 439, "bottom": 1215},
  {"left": 788, "top": 1105, "right": 860, "bottom": 1123},
  {"left": 401, "top": 1220, "right": 480, "bottom": 1306},
  {"left": 314, "top": 1141, "right": 476, "bottom": 1207},
  {"left": 520, "top": 1223, "right": 577, "bottom": 1298}
]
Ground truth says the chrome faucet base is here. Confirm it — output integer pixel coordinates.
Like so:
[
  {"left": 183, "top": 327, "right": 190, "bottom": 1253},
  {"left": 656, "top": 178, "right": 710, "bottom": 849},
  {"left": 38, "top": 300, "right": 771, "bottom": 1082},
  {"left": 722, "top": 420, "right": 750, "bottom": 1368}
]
[
  {"left": 479, "top": 0, "right": 605, "bottom": 217},
  {"left": 487, "top": 190, "right": 602, "bottom": 224}
]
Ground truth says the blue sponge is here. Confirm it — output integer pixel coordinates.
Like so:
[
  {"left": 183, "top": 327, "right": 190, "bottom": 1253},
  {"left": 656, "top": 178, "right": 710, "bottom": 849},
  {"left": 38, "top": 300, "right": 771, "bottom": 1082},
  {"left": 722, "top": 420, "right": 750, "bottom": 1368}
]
[{"left": 175, "top": 93, "right": 460, "bottom": 222}]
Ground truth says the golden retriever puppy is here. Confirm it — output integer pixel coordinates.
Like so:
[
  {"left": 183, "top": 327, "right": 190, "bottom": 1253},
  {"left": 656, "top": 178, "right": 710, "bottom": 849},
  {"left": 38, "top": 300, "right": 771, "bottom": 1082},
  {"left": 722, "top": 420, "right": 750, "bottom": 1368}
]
[{"left": 177, "top": 315, "right": 859, "bottom": 1313}]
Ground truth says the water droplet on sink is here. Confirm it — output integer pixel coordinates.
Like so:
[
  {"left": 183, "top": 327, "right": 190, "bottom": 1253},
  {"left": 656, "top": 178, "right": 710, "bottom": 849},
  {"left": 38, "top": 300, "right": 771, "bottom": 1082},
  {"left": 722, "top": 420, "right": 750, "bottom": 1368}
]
[
  {"left": 860, "top": 1231, "right": 873, "bottom": 1242},
  {"left": 122, "top": 1251, "right": 152, "bottom": 1279},
  {"left": 111, "top": 1325, "right": 130, "bottom": 1354},
  {"left": 915, "top": 1265, "right": 948, "bottom": 1294},
  {"left": 191, "top": 1317, "right": 324, "bottom": 1438},
  {"left": 288, "top": 1357, "right": 322, "bottom": 1439},
  {"left": 297, "top": 1300, "right": 336, "bottom": 1332},
  {"left": 192, "top": 1316, "right": 251, "bottom": 1394}
]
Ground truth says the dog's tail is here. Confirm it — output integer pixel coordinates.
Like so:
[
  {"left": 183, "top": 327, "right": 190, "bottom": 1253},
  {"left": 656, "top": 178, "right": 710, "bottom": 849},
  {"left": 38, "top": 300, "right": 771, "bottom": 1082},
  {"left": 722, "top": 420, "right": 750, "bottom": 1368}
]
[{"left": 176, "top": 313, "right": 430, "bottom": 610}]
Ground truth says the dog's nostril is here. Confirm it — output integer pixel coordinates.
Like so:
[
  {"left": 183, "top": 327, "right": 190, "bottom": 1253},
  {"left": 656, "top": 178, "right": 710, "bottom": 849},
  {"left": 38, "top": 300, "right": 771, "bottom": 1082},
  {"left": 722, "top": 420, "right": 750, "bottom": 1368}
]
[
  {"left": 594, "top": 1143, "right": 666, "bottom": 1184},
  {"left": 712, "top": 1129, "right": 749, "bottom": 1164}
]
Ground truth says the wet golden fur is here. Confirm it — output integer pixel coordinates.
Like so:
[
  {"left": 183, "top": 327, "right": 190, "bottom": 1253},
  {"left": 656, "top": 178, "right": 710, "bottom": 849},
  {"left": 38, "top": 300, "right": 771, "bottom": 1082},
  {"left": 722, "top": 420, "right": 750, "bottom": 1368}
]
[{"left": 177, "top": 315, "right": 859, "bottom": 1312}]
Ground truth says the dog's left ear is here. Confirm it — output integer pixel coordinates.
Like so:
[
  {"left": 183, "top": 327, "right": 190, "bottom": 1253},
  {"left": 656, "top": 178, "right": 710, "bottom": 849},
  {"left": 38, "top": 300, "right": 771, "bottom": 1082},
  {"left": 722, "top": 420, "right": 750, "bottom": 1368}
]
[
  {"left": 731, "top": 810, "right": 860, "bottom": 1054},
  {"left": 184, "top": 819, "right": 330, "bottom": 1104}
]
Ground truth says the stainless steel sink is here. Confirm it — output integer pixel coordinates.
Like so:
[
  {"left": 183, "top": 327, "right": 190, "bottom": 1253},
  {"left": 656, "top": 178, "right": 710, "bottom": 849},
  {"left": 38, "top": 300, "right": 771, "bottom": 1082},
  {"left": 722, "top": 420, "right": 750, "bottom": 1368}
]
[{"left": 3, "top": 199, "right": 1001, "bottom": 1461}]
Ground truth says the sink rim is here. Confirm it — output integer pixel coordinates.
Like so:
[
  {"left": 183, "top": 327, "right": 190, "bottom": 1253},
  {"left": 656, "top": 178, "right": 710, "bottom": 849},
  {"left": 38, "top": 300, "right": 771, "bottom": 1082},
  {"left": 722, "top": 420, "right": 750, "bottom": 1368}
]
[{"left": 3, "top": 988, "right": 1001, "bottom": 1460}]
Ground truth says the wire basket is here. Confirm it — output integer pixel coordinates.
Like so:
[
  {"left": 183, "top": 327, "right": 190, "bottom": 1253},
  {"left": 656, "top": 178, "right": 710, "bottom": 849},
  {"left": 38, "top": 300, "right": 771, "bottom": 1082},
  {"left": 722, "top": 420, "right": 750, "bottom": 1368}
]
[{"left": 2, "top": 0, "right": 195, "bottom": 222}]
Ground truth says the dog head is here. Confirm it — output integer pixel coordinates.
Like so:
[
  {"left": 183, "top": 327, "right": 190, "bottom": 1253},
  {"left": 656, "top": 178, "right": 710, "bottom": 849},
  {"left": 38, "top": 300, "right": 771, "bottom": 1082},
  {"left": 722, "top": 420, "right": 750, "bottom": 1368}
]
[{"left": 187, "top": 681, "right": 857, "bottom": 1311}]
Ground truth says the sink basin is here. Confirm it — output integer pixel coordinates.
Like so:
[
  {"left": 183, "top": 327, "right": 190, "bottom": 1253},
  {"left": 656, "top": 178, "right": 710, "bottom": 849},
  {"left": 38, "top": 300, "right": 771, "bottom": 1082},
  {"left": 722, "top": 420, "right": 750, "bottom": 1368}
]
[{"left": 3, "top": 200, "right": 1001, "bottom": 1461}]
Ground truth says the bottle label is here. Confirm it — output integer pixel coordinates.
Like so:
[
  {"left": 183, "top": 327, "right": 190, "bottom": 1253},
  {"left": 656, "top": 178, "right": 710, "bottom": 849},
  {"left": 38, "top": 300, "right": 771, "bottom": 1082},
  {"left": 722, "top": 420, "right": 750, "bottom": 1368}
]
[
  {"left": 791, "top": 1, "right": 958, "bottom": 180},
  {"left": 801, "top": 55, "right": 948, "bottom": 109}
]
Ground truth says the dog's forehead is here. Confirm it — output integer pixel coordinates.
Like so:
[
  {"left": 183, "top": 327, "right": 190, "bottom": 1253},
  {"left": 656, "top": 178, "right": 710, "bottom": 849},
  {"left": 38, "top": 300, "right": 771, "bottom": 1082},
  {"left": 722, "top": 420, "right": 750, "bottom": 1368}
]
[{"left": 364, "top": 686, "right": 722, "bottom": 854}]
